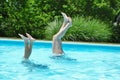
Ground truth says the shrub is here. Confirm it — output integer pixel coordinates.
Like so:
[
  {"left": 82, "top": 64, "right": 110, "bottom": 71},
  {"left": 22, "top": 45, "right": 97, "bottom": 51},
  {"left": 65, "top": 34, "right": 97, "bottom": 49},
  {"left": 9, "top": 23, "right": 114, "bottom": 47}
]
[{"left": 45, "top": 16, "right": 112, "bottom": 42}]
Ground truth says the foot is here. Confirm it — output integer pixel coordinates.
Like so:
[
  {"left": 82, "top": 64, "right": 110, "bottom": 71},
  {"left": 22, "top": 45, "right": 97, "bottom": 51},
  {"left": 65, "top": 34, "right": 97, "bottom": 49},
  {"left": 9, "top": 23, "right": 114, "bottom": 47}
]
[
  {"left": 26, "top": 33, "right": 35, "bottom": 41},
  {"left": 18, "top": 34, "right": 28, "bottom": 41},
  {"left": 61, "top": 12, "right": 69, "bottom": 23}
]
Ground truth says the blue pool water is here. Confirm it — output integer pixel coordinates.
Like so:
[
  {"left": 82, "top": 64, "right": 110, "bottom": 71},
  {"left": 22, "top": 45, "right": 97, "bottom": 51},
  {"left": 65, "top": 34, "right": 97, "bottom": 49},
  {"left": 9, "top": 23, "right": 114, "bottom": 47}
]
[{"left": 0, "top": 39, "right": 120, "bottom": 80}]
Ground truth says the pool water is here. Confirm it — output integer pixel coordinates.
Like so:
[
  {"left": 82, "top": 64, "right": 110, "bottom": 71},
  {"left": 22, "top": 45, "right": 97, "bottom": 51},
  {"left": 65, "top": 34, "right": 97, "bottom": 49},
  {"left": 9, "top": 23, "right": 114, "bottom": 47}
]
[{"left": 0, "top": 39, "right": 120, "bottom": 80}]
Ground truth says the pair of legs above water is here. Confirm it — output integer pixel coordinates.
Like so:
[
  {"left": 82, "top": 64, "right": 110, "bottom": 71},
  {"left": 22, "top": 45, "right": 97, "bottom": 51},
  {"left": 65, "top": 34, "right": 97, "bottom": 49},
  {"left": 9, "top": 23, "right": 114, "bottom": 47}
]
[
  {"left": 52, "top": 12, "right": 72, "bottom": 55},
  {"left": 18, "top": 33, "right": 35, "bottom": 60}
]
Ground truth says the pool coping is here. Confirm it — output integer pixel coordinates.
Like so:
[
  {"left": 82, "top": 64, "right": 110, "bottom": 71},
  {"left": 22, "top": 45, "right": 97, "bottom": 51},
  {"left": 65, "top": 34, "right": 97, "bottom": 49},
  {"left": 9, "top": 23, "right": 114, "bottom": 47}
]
[{"left": 0, "top": 37, "right": 120, "bottom": 47}]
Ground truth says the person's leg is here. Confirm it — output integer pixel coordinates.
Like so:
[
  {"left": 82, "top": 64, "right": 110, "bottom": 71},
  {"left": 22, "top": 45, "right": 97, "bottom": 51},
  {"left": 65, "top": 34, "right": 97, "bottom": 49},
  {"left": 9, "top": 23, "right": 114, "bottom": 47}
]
[
  {"left": 26, "top": 33, "right": 35, "bottom": 59},
  {"left": 56, "top": 17, "right": 72, "bottom": 39},
  {"left": 52, "top": 37, "right": 63, "bottom": 54},
  {"left": 52, "top": 13, "right": 72, "bottom": 55},
  {"left": 59, "top": 12, "right": 69, "bottom": 30},
  {"left": 18, "top": 34, "right": 29, "bottom": 59}
]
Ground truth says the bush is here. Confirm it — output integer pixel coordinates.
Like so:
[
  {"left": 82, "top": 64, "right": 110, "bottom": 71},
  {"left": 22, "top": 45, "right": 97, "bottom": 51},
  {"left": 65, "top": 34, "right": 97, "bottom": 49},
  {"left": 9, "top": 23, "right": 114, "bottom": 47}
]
[
  {"left": 45, "top": 16, "right": 112, "bottom": 42},
  {"left": 0, "top": 0, "right": 119, "bottom": 42},
  {"left": 0, "top": 0, "right": 53, "bottom": 39}
]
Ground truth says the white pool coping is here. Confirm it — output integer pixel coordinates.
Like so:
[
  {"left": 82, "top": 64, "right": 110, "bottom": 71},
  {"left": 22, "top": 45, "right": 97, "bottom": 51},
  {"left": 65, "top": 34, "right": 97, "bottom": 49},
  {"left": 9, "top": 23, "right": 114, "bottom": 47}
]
[{"left": 0, "top": 38, "right": 120, "bottom": 47}]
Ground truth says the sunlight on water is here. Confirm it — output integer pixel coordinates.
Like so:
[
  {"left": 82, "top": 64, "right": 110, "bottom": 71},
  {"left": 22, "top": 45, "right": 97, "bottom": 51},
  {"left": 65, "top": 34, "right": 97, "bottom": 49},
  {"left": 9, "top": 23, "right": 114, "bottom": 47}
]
[{"left": 0, "top": 39, "right": 120, "bottom": 80}]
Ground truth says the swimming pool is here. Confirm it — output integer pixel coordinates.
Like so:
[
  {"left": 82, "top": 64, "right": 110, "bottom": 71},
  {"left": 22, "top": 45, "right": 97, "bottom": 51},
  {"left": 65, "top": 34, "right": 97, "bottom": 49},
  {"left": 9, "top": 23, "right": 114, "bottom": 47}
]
[{"left": 0, "top": 39, "right": 120, "bottom": 80}]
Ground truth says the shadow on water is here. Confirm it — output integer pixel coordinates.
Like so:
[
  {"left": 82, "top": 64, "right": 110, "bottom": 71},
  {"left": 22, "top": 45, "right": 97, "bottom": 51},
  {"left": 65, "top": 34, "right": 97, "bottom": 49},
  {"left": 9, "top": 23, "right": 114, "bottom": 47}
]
[
  {"left": 21, "top": 60, "right": 49, "bottom": 72},
  {"left": 50, "top": 55, "right": 77, "bottom": 62}
]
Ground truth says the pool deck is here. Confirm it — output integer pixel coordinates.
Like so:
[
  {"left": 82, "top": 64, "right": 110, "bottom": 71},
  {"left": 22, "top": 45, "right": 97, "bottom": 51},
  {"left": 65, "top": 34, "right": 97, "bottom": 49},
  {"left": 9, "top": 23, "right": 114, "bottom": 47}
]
[{"left": 0, "top": 37, "right": 120, "bottom": 47}]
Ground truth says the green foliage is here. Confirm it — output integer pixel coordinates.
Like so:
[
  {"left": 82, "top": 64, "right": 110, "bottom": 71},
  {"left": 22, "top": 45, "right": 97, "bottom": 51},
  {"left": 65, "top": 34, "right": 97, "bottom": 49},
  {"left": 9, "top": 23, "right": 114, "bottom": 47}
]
[
  {"left": 45, "top": 16, "right": 112, "bottom": 42},
  {"left": 0, "top": 0, "right": 120, "bottom": 42},
  {"left": 66, "top": 16, "right": 112, "bottom": 42},
  {"left": 0, "top": 0, "right": 52, "bottom": 38}
]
